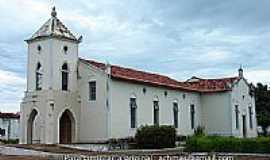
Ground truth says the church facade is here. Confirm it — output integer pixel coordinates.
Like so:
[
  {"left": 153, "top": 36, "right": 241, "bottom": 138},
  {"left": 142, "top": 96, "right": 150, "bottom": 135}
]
[{"left": 20, "top": 8, "right": 257, "bottom": 144}]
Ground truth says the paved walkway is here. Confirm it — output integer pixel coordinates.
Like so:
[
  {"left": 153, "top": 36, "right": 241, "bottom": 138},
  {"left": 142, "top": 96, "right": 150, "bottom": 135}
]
[{"left": 0, "top": 146, "right": 53, "bottom": 156}]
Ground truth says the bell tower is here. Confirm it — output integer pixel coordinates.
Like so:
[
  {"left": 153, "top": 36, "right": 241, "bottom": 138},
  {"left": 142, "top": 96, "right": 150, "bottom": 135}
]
[
  {"left": 25, "top": 7, "right": 81, "bottom": 92},
  {"left": 21, "top": 7, "right": 82, "bottom": 144}
]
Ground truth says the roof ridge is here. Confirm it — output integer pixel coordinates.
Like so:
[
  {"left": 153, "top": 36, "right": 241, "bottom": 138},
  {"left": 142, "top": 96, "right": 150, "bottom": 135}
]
[
  {"left": 190, "top": 76, "right": 238, "bottom": 81},
  {"left": 80, "top": 58, "right": 179, "bottom": 82},
  {"left": 79, "top": 58, "right": 240, "bottom": 93}
]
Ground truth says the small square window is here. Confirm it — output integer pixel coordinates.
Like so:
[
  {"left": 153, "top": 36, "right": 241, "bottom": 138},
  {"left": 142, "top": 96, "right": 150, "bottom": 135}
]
[
  {"left": 143, "top": 87, "right": 146, "bottom": 94},
  {"left": 37, "top": 45, "right": 42, "bottom": 52},
  {"left": 63, "top": 46, "right": 68, "bottom": 54},
  {"left": 0, "top": 128, "right": 5, "bottom": 136},
  {"left": 164, "top": 91, "right": 168, "bottom": 97},
  {"left": 182, "top": 94, "right": 186, "bottom": 99}
]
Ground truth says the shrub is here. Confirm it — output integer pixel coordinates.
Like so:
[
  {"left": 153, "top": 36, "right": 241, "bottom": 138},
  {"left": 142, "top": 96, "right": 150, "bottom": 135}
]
[
  {"left": 194, "top": 126, "right": 205, "bottom": 137},
  {"left": 135, "top": 125, "right": 176, "bottom": 149},
  {"left": 185, "top": 136, "right": 270, "bottom": 153},
  {"left": 0, "top": 139, "right": 19, "bottom": 144}
]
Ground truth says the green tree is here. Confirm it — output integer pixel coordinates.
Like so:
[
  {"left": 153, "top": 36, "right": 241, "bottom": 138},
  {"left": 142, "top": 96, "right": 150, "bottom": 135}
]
[{"left": 255, "top": 83, "right": 270, "bottom": 136}]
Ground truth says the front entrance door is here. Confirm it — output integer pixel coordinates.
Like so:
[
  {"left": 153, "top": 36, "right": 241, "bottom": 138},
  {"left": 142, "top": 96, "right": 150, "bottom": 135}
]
[
  {"left": 242, "top": 115, "right": 247, "bottom": 138},
  {"left": 27, "top": 109, "right": 38, "bottom": 144},
  {"left": 59, "top": 110, "right": 73, "bottom": 144}
]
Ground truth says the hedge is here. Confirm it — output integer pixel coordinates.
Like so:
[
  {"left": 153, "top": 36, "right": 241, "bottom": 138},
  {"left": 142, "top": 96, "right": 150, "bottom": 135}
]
[
  {"left": 135, "top": 125, "right": 176, "bottom": 149},
  {"left": 0, "top": 139, "right": 19, "bottom": 144},
  {"left": 185, "top": 136, "right": 270, "bottom": 153}
]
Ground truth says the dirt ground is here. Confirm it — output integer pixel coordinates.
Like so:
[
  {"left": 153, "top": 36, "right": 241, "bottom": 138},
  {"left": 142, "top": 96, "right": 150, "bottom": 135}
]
[
  {"left": 0, "top": 155, "right": 48, "bottom": 160},
  {"left": 2, "top": 144, "right": 270, "bottom": 160},
  {"left": 1, "top": 155, "right": 270, "bottom": 160}
]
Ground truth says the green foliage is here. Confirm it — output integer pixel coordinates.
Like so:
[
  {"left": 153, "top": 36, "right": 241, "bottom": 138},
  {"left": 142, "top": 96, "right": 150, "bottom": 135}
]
[
  {"left": 255, "top": 83, "right": 270, "bottom": 136},
  {"left": 0, "top": 139, "right": 19, "bottom": 144},
  {"left": 257, "top": 114, "right": 270, "bottom": 136},
  {"left": 135, "top": 125, "right": 176, "bottom": 149},
  {"left": 185, "top": 136, "right": 270, "bottom": 153},
  {"left": 194, "top": 126, "right": 205, "bottom": 137}
]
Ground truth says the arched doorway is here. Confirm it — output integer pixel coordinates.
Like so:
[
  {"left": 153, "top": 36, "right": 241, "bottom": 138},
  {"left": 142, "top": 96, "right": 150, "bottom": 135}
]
[
  {"left": 59, "top": 110, "right": 75, "bottom": 144},
  {"left": 27, "top": 109, "right": 38, "bottom": 144}
]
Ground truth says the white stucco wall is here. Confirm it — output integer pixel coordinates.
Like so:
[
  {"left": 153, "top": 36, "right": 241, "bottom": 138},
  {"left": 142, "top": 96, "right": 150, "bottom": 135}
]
[
  {"left": 77, "top": 62, "right": 108, "bottom": 142},
  {"left": 109, "top": 79, "right": 202, "bottom": 138},
  {"left": 201, "top": 92, "right": 232, "bottom": 136},
  {"left": 0, "top": 118, "right": 20, "bottom": 140},
  {"left": 231, "top": 79, "right": 257, "bottom": 138}
]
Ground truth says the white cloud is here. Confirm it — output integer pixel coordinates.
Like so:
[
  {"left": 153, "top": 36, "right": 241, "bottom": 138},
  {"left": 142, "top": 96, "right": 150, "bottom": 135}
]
[
  {"left": 245, "top": 70, "right": 270, "bottom": 84},
  {"left": 0, "top": 69, "right": 25, "bottom": 113},
  {"left": 0, "top": 70, "right": 25, "bottom": 85},
  {"left": 196, "top": 50, "right": 230, "bottom": 62},
  {"left": 0, "top": 103, "right": 21, "bottom": 113}
]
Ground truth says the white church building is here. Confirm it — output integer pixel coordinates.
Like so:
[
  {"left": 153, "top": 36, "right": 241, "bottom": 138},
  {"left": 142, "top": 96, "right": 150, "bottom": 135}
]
[{"left": 20, "top": 7, "right": 257, "bottom": 144}]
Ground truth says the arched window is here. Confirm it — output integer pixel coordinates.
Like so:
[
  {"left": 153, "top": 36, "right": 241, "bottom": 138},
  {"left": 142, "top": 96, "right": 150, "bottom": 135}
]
[
  {"left": 36, "top": 62, "right": 42, "bottom": 90},
  {"left": 130, "top": 95, "right": 137, "bottom": 128},
  {"left": 235, "top": 105, "right": 239, "bottom": 129},
  {"left": 190, "top": 104, "right": 195, "bottom": 129},
  {"left": 173, "top": 102, "right": 178, "bottom": 128},
  {"left": 249, "top": 106, "right": 253, "bottom": 129},
  {"left": 153, "top": 96, "right": 159, "bottom": 125},
  {"left": 62, "top": 63, "right": 69, "bottom": 91}
]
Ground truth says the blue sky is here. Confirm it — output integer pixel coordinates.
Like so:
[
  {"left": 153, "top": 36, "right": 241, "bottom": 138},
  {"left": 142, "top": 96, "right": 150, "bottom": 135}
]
[{"left": 0, "top": 0, "right": 270, "bottom": 113}]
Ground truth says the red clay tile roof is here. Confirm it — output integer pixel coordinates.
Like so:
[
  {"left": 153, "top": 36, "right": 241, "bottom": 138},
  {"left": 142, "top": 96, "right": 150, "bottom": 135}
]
[
  {"left": 184, "top": 76, "right": 239, "bottom": 92},
  {"left": 80, "top": 58, "right": 239, "bottom": 93},
  {"left": 0, "top": 112, "right": 20, "bottom": 119}
]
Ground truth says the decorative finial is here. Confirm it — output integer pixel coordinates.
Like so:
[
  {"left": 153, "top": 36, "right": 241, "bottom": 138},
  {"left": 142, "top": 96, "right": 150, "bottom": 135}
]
[
  {"left": 51, "top": 6, "right": 57, "bottom": 17},
  {"left": 238, "top": 64, "right": 243, "bottom": 78}
]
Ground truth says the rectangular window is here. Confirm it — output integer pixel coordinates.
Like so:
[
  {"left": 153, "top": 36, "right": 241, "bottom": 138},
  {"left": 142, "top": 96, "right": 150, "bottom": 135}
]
[
  {"left": 36, "top": 72, "right": 42, "bottom": 90},
  {"left": 235, "top": 105, "right": 239, "bottom": 129},
  {"left": 190, "top": 104, "right": 195, "bottom": 129},
  {"left": 130, "top": 98, "right": 137, "bottom": 128},
  {"left": 153, "top": 101, "right": 159, "bottom": 125},
  {"left": 89, "top": 81, "right": 96, "bottom": 101},
  {"left": 0, "top": 128, "right": 5, "bottom": 136},
  {"left": 62, "top": 72, "right": 68, "bottom": 91},
  {"left": 173, "top": 103, "right": 178, "bottom": 128},
  {"left": 249, "top": 106, "right": 253, "bottom": 129}
]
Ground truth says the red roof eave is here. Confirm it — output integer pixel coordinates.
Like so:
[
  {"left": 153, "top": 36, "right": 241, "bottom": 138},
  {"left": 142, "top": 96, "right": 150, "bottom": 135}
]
[
  {"left": 0, "top": 113, "right": 20, "bottom": 119},
  {"left": 111, "top": 75, "right": 200, "bottom": 92}
]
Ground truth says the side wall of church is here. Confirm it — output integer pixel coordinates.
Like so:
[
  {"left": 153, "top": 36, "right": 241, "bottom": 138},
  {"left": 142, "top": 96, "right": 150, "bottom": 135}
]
[
  {"left": 78, "top": 62, "right": 109, "bottom": 142},
  {"left": 231, "top": 79, "right": 257, "bottom": 138},
  {"left": 109, "top": 80, "right": 202, "bottom": 138},
  {"left": 201, "top": 92, "right": 232, "bottom": 136}
]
